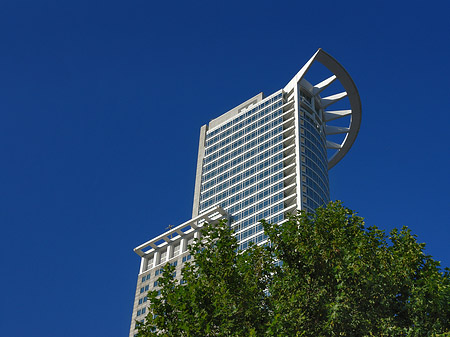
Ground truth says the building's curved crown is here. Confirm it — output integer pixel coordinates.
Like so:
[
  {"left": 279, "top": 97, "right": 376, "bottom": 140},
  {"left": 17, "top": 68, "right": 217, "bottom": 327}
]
[{"left": 284, "top": 49, "right": 362, "bottom": 169}]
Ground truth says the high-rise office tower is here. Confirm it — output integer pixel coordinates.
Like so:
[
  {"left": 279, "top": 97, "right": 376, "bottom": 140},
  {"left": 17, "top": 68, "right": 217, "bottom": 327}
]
[{"left": 129, "top": 49, "right": 361, "bottom": 337}]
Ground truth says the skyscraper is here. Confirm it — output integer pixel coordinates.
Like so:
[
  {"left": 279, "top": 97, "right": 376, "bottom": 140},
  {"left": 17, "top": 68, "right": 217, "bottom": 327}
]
[{"left": 129, "top": 49, "right": 361, "bottom": 336}]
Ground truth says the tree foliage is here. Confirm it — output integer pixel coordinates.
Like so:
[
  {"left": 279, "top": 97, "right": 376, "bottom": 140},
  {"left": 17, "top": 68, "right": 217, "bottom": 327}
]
[{"left": 138, "top": 202, "right": 450, "bottom": 336}]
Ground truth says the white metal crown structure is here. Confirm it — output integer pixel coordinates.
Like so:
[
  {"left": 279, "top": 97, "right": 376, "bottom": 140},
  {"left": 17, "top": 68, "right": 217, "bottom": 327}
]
[{"left": 284, "top": 48, "right": 362, "bottom": 169}]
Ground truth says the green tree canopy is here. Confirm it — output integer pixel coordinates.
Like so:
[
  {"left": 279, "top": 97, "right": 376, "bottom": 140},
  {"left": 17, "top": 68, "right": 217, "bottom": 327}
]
[{"left": 138, "top": 202, "right": 450, "bottom": 336}]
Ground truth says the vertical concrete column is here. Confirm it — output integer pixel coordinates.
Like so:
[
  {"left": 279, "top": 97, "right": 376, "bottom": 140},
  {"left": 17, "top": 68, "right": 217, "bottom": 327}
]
[
  {"left": 173, "top": 242, "right": 180, "bottom": 257},
  {"left": 293, "top": 83, "right": 303, "bottom": 211},
  {"left": 139, "top": 257, "right": 146, "bottom": 274},
  {"left": 153, "top": 251, "right": 160, "bottom": 267},
  {"left": 146, "top": 254, "right": 155, "bottom": 270},
  {"left": 180, "top": 238, "right": 187, "bottom": 253},
  {"left": 192, "top": 124, "right": 207, "bottom": 218},
  {"left": 167, "top": 244, "right": 173, "bottom": 260}
]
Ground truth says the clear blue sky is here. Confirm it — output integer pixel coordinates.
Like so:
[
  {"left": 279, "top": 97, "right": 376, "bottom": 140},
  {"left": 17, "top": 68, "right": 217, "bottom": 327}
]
[{"left": 1, "top": 1, "right": 449, "bottom": 336}]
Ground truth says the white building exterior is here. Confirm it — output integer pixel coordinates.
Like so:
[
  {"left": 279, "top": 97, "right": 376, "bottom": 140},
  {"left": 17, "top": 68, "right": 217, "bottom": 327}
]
[
  {"left": 129, "top": 49, "right": 361, "bottom": 337},
  {"left": 128, "top": 207, "right": 228, "bottom": 337}
]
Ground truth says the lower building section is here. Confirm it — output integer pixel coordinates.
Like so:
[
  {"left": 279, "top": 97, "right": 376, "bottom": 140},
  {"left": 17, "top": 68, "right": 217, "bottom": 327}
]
[{"left": 128, "top": 207, "right": 227, "bottom": 337}]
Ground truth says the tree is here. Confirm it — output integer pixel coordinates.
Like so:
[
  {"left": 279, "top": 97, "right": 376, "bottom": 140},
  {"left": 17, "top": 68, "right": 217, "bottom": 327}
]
[
  {"left": 138, "top": 202, "right": 450, "bottom": 336},
  {"left": 137, "top": 218, "right": 274, "bottom": 336}
]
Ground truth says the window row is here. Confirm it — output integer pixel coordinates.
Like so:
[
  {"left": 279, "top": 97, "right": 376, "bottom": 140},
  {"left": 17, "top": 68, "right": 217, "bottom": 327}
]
[
  {"left": 231, "top": 201, "right": 284, "bottom": 233},
  {"left": 303, "top": 128, "right": 326, "bottom": 161},
  {"left": 236, "top": 223, "right": 263, "bottom": 242},
  {"left": 303, "top": 194, "right": 321, "bottom": 211},
  {"left": 206, "top": 97, "right": 275, "bottom": 142},
  {"left": 146, "top": 241, "right": 194, "bottom": 271},
  {"left": 202, "top": 161, "right": 284, "bottom": 207},
  {"left": 303, "top": 136, "right": 326, "bottom": 168},
  {"left": 303, "top": 113, "right": 326, "bottom": 143},
  {"left": 300, "top": 89, "right": 312, "bottom": 104},
  {"left": 302, "top": 146, "right": 327, "bottom": 183},
  {"left": 203, "top": 120, "right": 283, "bottom": 169},
  {"left": 143, "top": 272, "right": 179, "bottom": 294},
  {"left": 304, "top": 146, "right": 327, "bottom": 178},
  {"left": 232, "top": 191, "right": 284, "bottom": 224},
  {"left": 204, "top": 114, "right": 284, "bottom": 167},
  {"left": 303, "top": 155, "right": 329, "bottom": 192},
  {"left": 239, "top": 232, "right": 267, "bottom": 251},
  {"left": 141, "top": 274, "right": 151, "bottom": 283},
  {"left": 202, "top": 148, "right": 283, "bottom": 193},
  {"left": 154, "top": 259, "right": 178, "bottom": 277},
  {"left": 303, "top": 204, "right": 315, "bottom": 214},
  {"left": 302, "top": 114, "right": 326, "bottom": 146},
  {"left": 237, "top": 211, "right": 284, "bottom": 251},
  {"left": 204, "top": 107, "right": 283, "bottom": 157},
  {"left": 303, "top": 175, "right": 329, "bottom": 207},
  {"left": 301, "top": 120, "right": 327, "bottom": 168},
  {"left": 200, "top": 166, "right": 284, "bottom": 213},
  {"left": 137, "top": 307, "right": 146, "bottom": 316},
  {"left": 206, "top": 94, "right": 283, "bottom": 143},
  {"left": 224, "top": 181, "right": 284, "bottom": 217},
  {"left": 138, "top": 296, "right": 148, "bottom": 305},
  {"left": 201, "top": 136, "right": 283, "bottom": 184},
  {"left": 300, "top": 93, "right": 321, "bottom": 117},
  {"left": 202, "top": 132, "right": 284, "bottom": 176},
  {"left": 139, "top": 284, "right": 149, "bottom": 293},
  {"left": 303, "top": 186, "right": 327, "bottom": 208},
  {"left": 303, "top": 165, "right": 329, "bottom": 197},
  {"left": 201, "top": 149, "right": 283, "bottom": 201},
  {"left": 301, "top": 104, "right": 323, "bottom": 129}
]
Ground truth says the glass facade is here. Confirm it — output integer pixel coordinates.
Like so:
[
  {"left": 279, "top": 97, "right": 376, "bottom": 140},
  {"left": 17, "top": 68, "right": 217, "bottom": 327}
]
[
  {"left": 298, "top": 86, "right": 330, "bottom": 213},
  {"left": 196, "top": 83, "right": 330, "bottom": 249},
  {"left": 199, "top": 92, "right": 290, "bottom": 250},
  {"left": 195, "top": 79, "right": 335, "bottom": 248}
]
